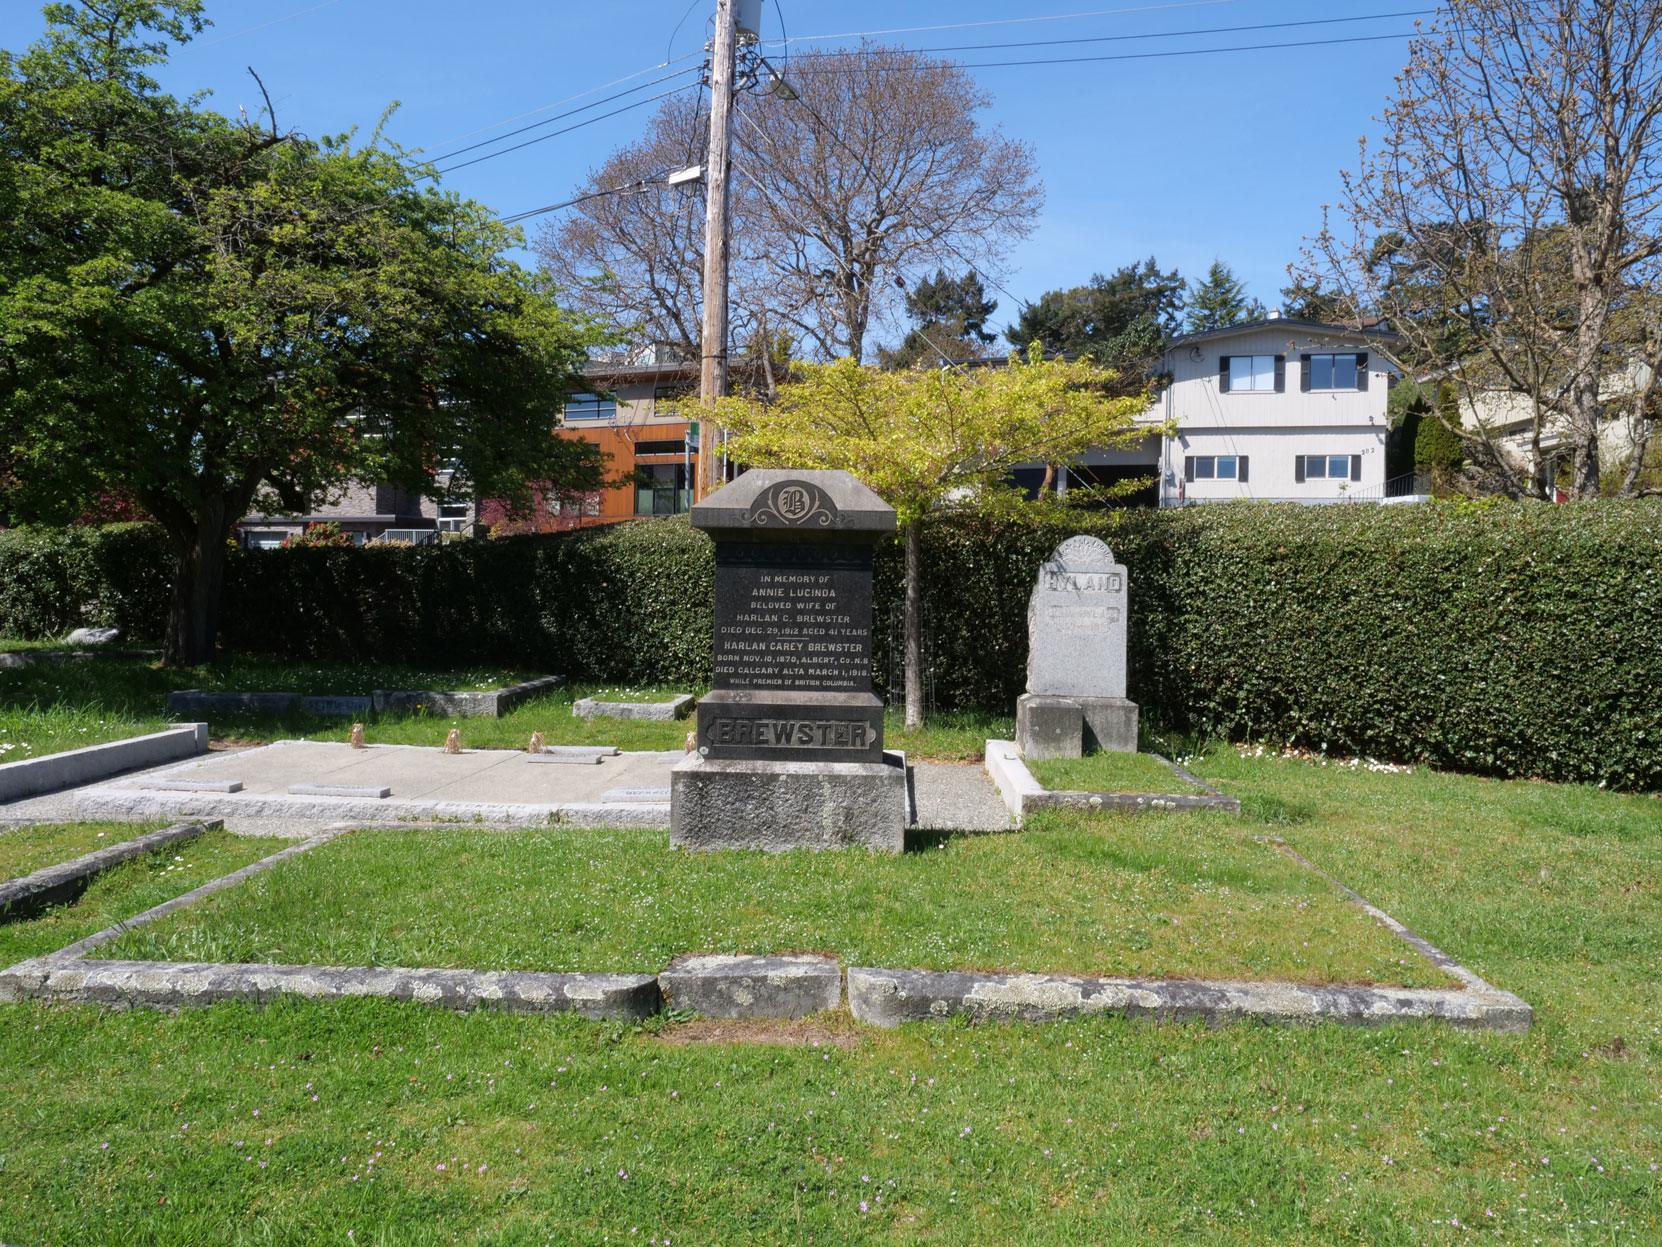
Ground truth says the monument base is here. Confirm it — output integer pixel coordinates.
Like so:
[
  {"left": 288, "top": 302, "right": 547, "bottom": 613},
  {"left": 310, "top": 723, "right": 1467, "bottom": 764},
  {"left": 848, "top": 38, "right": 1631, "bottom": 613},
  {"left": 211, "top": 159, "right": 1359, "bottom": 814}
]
[
  {"left": 670, "top": 752, "right": 908, "bottom": 852},
  {"left": 1017, "top": 695, "right": 1139, "bottom": 758}
]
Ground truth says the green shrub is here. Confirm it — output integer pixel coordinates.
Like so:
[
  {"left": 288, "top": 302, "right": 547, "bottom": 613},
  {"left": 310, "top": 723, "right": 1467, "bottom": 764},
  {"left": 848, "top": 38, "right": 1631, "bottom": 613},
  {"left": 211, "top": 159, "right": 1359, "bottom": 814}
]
[
  {"left": 3, "top": 503, "right": 1659, "bottom": 789},
  {"left": 0, "top": 523, "right": 170, "bottom": 640}
]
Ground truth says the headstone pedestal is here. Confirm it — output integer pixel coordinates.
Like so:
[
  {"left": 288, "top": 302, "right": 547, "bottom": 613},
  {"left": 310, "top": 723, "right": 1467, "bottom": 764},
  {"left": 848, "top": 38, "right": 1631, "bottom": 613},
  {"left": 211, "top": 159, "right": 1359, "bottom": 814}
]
[
  {"left": 1016, "top": 536, "right": 1139, "bottom": 759},
  {"left": 671, "top": 470, "right": 907, "bottom": 851}
]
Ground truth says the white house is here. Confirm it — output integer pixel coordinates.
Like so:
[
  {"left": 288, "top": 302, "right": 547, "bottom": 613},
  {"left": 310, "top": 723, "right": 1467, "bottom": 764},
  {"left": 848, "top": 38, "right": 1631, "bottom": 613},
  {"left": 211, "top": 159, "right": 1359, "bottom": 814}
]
[{"left": 1147, "top": 316, "right": 1403, "bottom": 504}]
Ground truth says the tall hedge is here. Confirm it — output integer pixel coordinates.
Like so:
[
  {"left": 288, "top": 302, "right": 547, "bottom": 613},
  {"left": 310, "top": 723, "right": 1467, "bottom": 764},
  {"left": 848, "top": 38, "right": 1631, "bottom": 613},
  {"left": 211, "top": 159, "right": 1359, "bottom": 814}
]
[{"left": 1, "top": 503, "right": 1658, "bottom": 789}]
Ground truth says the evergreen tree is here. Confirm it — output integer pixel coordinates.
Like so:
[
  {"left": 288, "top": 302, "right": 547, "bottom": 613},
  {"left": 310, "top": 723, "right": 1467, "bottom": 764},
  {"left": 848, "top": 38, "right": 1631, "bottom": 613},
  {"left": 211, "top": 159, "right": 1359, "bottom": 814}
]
[
  {"left": 1184, "top": 260, "right": 1265, "bottom": 333},
  {"left": 1004, "top": 257, "right": 1184, "bottom": 358},
  {"left": 878, "top": 269, "right": 997, "bottom": 369},
  {"left": 1416, "top": 382, "right": 1467, "bottom": 472}
]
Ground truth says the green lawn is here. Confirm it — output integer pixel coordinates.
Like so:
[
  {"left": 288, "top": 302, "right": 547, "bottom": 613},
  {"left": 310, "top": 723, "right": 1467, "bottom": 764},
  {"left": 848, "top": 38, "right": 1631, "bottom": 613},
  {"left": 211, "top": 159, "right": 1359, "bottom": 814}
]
[
  {"left": 0, "top": 754, "right": 1659, "bottom": 1242},
  {"left": 0, "top": 828, "right": 290, "bottom": 966},
  {"left": 1028, "top": 751, "right": 1208, "bottom": 794},
  {"left": 0, "top": 820, "right": 171, "bottom": 882},
  {"left": 96, "top": 813, "right": 1441, "bottom": 987},
  {"left": 0, "top": 651, "right": 1011, "bottom": 761}
]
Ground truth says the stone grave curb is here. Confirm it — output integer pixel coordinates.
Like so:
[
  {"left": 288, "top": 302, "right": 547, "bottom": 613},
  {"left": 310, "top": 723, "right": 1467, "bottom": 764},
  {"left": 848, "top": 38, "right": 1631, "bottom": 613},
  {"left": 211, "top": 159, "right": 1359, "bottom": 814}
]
[
  {"left": 573, "top": 694, "right": 696, "bottom": 721},
  {"left": 0, "top": 648, "right": 162, "bottom": 670},
  {"left": 0, "top": 724, "right": 208, "bottom": 803},
  {"left": 0, "top": 958, "right": 660, "bottom": 1021},
  {"left": 164, "top": 675, "right": 565, "bottom": 720},
  {"left": 659, "top": 953, "right": 842, "bottom": 1020},
  {"left": 983, "top": 740, "right": 1241, "bottom": 820},
  {"left": 73, "top": 787, "right": 670, "bottom": 828},
  {"left": 371, "top": 675, "right": 566, "bottom": 719},
  {"left": 844, "top": 967, "right": 1532, "bottom": 1033},
  {"left": 0, "top": 821, "right": 215, "bottom": 916}
]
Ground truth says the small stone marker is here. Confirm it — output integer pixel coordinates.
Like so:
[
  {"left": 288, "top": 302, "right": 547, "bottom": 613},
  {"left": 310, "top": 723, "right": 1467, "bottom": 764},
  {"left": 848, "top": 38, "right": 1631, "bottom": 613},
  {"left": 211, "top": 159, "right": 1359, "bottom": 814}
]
[
  {"left": 288, "top": 783, "right": 392, "bottom": 798},
  {"left": 1017, "top": 535, "right": 1139, "bottom": 759},
  {"left": 672, "top": 469, "right": 907, "bottom": 851},
  {"left": 136, "top": 777, "right": 243, "bottom": 793}
]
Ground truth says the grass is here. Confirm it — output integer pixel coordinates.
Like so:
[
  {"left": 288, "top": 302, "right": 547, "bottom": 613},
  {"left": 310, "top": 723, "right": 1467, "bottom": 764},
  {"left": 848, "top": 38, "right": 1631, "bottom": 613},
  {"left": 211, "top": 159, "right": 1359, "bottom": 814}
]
[
  {"left": 1028, "top": 751, "right": 1208, "bottom": 794},
  {"left": 0, "top": 828, "right": 290, "bottom": 967},
  {"left": 97, "top": 813, "right": 1443, "bottom": 987},
  {"left": 0, "top": 653, "right": 1011, "bottom": 762},
  {"left": 0, "top": 755, "right": 1660, "bottom": 1242},
  {"left": 0, "top": 820, "right": 171, "bottom": 881}
]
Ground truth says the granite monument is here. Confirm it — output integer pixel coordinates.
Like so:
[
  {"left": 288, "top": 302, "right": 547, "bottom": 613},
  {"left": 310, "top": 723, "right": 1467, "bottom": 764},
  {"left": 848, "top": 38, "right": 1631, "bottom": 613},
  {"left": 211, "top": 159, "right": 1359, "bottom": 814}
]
[
  {"left": 670, "top": 469, "right": 908, "bottom": 851},
  {"left": 1017, "top": 535, "right": 1139, "bottom": 759}
]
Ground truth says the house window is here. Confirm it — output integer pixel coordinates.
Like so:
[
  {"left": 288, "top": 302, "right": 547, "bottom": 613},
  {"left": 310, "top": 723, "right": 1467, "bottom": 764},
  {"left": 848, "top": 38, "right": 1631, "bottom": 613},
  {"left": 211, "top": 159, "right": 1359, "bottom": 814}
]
[
  {"left": 634, "top": 439, "right": 685, "bottom": 456},
  {"left": 562, "top": 393, "right": 616, "bottom": 422},
  {"left": 1305, "top": 353, "right": 1361, "bottom": 391},
  {"left": 1296, "top": 454, "right": 1362, "bottom": 482},
  {"left": 1184, "top": 455, "right": 1248, "bottom": 482},
  {"left": 635, "top": 464, "right": 690, "bottom": 516},
  {"left": 1223, "top": 355, "right": 1283, "bottom": 392},
  {"left": 436, "top": 503, "right": 469, "bottom": 534}
]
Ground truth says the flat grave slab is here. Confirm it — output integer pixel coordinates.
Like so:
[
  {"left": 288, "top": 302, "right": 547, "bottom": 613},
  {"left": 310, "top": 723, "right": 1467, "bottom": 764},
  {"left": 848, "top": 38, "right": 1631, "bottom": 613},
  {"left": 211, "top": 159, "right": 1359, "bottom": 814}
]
[
  {"left": 71, "top": 741, "right": 680, "bottom": 826},
  {"left": 573, "top": 695, "right": 695, "bottom": 721}
]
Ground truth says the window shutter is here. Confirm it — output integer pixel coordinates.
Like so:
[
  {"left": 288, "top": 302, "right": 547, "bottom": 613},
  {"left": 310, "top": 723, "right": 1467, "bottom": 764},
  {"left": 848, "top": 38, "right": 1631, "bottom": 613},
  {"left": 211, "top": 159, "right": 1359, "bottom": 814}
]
[
  {"left": 1274, "top": 355, "right": 1286, "bottom": 393},
  {"left": 1238, "top": 455, "right": 1249, "bottom": 483},
  {"left": 1294, "top": 455, "right": 1305, "bottom": 483},
  {"left": 1300, "top": 354, "right": 1312, "bottom": 392},
  {"left": 1184, "top": 456, "right": 1195, "bottom": 482},
  {"left": 1355, "top": 352, "right": 1369, "bottom": 391},
  {"left": 1350, "top": 454, "right": 1362, "bottom": 482},
  {"left": 1218, "top": 356, "right": 1230, "bottom": 391}
]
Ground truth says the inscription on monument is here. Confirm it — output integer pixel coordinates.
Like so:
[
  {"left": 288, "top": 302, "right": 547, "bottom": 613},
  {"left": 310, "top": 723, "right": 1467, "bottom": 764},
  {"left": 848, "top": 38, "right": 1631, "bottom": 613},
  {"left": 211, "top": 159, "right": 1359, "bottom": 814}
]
[{"left": 712, "top": 544, "right": 873, "bottom": 692}]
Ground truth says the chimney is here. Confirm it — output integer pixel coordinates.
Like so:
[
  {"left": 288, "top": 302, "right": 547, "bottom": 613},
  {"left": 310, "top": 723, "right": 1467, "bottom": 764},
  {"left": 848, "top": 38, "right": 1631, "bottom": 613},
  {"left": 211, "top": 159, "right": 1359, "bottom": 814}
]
[{"left": 1266, "top": 307, "right": 1282, "bottom": 319}]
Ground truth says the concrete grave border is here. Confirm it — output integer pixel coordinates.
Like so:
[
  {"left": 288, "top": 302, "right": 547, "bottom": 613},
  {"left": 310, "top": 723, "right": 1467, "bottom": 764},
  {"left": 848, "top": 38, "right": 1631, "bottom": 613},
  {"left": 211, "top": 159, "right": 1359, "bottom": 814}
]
[
  {"left": 0, "top": 808, "right": 1531, "bottom": 1034},
  {"left": 0, "top": 820, "right": 213, "bottom": 916},
  {"left": 0, "top": 724, "right": 208, "bottom": 803},
  {"left": 164, "top": 675, "right": 565, "bottom": 720},
  {"left": 572, "top": 694, "right": 696, "bottom": 721},
  {"left": 985, "top": 740, "right": 1241, "bottom": 820}
]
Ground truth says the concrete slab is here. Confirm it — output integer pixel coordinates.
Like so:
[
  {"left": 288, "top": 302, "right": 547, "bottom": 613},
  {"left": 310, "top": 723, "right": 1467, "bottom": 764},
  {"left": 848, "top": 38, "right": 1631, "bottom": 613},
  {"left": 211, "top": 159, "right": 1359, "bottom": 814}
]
[
  {"left": 72, "top": 742, "right": 681, "bottom": 827},
  {"left": 912, "top": 762, "right": 1012, "bottom": 832},
  {"left": 136, "top": 778, "right": 243, "bottom": 793}
]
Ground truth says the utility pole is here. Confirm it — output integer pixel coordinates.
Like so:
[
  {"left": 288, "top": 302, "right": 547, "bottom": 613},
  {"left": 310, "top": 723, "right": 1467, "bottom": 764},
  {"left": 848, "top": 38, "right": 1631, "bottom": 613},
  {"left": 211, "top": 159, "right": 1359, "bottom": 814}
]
[{"left": 697, "top": 0, "right": 737, "bottom": 501}]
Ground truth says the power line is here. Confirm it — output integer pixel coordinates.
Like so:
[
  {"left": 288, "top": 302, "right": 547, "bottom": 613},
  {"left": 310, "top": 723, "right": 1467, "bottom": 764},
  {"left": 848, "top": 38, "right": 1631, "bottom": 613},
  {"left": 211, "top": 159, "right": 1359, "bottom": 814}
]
[
  {"left": 764, "top": 0, "right": 1248, "bottom": 45},
  {"left": 776, "top": 9, "right": 1436, "bottom": 59},
  {"left": 427, "top": 84, "right": 701, "bottom": 177},
  {"left": 420, "top": 50, "right": 705, "bottom": 158},
  {"left": 193, "top": 0, "right": 346, "bottom": 49},
  {"left": 774, "top": 30, "right": 1423, "bottom": 73},
  {"left": 426, "top": 65, "right": 703, "bottom": 167}
]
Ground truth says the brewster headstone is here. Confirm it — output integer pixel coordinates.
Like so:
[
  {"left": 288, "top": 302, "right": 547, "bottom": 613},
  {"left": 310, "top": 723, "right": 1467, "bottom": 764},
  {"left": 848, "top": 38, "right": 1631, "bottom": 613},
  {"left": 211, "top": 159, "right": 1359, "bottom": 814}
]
[
  {"left": 1017, "top": 535, "right": 1139, "bottom": 759},
  {"left": 671, "top": 470, "right": 908, "bottom": 851}
]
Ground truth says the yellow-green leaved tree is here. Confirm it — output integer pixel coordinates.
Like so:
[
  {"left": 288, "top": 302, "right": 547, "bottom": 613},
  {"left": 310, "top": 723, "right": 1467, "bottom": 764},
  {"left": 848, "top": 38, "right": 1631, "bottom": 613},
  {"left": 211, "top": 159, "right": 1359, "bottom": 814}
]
[{"left": 708, "top": 352, "right": 1157, "bottom": 728}]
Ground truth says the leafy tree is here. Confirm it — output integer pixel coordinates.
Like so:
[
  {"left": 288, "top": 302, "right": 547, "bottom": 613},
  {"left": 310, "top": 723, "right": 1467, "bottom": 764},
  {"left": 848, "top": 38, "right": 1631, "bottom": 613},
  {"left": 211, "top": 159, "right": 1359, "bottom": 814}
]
[
  {"left": 708, "top": 354, "right": 1155, "bottom": 727},
  {"left": 1005, "top": 258, "right": 1184, "bottom": 364},
  {"left": 878, "top": 269, "right": 998, "bottom": 369},
  {"left": 0, "top": 0, "right": 609, "bottom": 665},
  {"left": 1184, "top": 260, "right": 1265, "bottom": 334}
]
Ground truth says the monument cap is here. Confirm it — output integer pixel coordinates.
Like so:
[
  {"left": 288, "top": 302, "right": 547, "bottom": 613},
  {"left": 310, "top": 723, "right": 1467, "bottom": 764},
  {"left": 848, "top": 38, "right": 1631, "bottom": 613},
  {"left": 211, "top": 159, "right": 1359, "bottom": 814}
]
[{"left": 690, "top": 469, "right": 896, "bottom": 541}]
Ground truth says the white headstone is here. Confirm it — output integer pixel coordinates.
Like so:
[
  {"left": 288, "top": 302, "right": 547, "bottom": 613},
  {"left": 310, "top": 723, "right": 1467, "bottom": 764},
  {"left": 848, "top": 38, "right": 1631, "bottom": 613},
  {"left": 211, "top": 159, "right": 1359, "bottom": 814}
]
[{"left": 1025, "top": 536, "right": 1128, "bottom": 698}]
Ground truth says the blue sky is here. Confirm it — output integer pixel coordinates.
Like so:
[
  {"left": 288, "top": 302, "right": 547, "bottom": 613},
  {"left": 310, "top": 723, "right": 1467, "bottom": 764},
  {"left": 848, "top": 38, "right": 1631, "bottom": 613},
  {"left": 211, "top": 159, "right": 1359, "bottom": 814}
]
[{"left": 1, "top": 0, "right": 1427, "bottom": 341}]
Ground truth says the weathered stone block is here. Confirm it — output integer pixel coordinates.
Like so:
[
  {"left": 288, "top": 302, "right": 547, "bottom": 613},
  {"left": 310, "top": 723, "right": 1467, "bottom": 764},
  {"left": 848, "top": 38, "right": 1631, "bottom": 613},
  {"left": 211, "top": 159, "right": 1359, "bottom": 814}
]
[
  {"left": 1026, "top": 535, "right": 1129, "bottom": 699},
  {"left": 670, "top": 752, "right": 907, "bottom": 852},
  {"left": 573, "top": 694, "right": 695, "bottom": 721},
  {"left": 659, "top": 953, "right": 842, "bottom": 1019},
  {"left": 1016, "top": 695, "right": 1083, "bottom": 761},
  {"left": 1076, "top": 695, "right": 1139, "bottom": 753}
]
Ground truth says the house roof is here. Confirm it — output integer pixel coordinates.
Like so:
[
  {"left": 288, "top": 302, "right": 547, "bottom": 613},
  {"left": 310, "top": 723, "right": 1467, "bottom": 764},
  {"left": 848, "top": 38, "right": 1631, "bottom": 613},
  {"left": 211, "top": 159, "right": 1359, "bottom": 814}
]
[{"left": 1167, "top": 317, "right": 1404, "bottom": 349}]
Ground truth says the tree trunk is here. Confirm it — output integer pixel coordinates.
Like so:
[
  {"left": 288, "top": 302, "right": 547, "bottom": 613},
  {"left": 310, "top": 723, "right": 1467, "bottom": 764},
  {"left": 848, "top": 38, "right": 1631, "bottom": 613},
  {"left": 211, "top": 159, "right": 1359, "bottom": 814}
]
[
  {"left": 163, "top": 518, "right": 229, "bottom": 668},
  {"left": 903, "top": 521, "right": 924, "bottom": 731}
]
